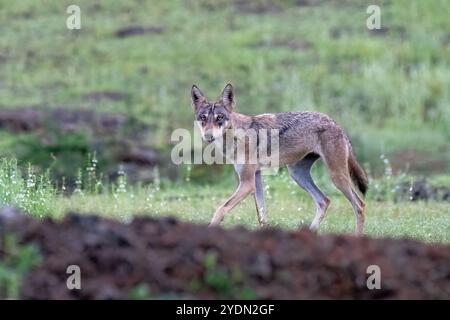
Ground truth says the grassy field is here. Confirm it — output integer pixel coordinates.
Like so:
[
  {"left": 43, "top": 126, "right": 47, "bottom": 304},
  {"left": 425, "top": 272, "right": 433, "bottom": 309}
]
[
  {"left": 1, "top": 158, "right": 449, "bottom": 244},
  {"left": 0, "top": 1, "right": 449, "bottom": 244},
  {"left": 54, "top": 184, "right": 450, "bottom": 244},
  {"left": 0, "top": 0, "right": 449, "bottom": 175}
]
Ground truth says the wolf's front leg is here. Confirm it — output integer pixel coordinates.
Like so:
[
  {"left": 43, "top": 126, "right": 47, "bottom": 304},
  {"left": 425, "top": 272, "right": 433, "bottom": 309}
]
[
  {"left": 209, "top": 182, "right": 254, "bottom": 226},
  {"left": 209, "top": 165, "right": 257, "bottom": 226}
]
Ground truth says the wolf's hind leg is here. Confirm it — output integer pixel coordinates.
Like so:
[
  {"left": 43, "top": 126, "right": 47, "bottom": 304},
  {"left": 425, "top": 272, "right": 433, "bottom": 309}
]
[
  {"left": 288, "top": 153, "right": 330, "bottom": 232},
  {"left": 329, "top": 171, "right": 365, "bottom": 235},
  {"left": 254, "top": 170, "right": 267, "bottom": 226},
  {"left": 322, "top": 144, "right": 365, "bottom": 235}
]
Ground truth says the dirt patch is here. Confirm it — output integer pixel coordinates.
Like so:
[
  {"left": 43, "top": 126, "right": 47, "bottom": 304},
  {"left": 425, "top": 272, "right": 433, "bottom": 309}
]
[
  {"left": 201, "top": 0, "right": 323, "bottom": 14},
  {"left": 233, "top": 1, "right": 281, "bottom": 14},
  {"left": 0, "top": 107, "right": 127, "bottom": 135},
  {"left": 367, "top": 27, "right": 389, "bottom": 37},
  {"left": 233, "top": 0, "right": 324, "bottom": 13},
  {"left": 295, "top": 0, "right": 327, "bottom": 7},
  {"left": 82, "top": 91, "right": 127, "bottom": 102},
  {"left": 329, "top": 26, "right": 354, "bottom": 39},
  {"left": 1, "top": 208, "right": 449, "bottom": 299},
  {"left": 391, "top": 149, "right": 448, "bottom": 174},
  {"left": 0, "top": 107, "right": 168, "bottom": 184},
  {"left": 251, "top": 39, "right": 311, "bottom": 51},
  {"left": 0, "top": 108, "right": 42, "bottom": 132},
  {"left": 367, "top": 26, "right": 408, "bottom": 40},
  {"left": 115, "top": 26, "right": 164, "bottom": 38}
]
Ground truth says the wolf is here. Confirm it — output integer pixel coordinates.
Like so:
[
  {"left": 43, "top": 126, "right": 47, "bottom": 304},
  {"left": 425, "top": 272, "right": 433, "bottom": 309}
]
[{"left": 191, "top": 84, "right": 368, "bottom": 235}]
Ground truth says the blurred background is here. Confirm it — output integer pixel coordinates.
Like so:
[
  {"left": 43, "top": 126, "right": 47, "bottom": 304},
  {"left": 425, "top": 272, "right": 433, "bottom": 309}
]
[
  {"left": 0, "top": 0, "right": 449, "bottom": 185},
  {"left": 1, "top": 1, "right": 450, "bottom": 301}
]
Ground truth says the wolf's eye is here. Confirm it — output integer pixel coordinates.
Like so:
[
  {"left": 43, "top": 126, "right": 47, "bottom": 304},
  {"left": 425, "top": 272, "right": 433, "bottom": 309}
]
[
  {"left": 216, "top": 114, "right": 224, "bottom": 121},
  {"left": 200, "top": 115, "right": 207, "bottom": 122}
]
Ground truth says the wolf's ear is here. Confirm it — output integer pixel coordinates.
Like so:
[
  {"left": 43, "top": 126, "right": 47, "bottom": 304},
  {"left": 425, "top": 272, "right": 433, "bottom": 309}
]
[
  {"left": 220, "top": 83, "right": 235, "bottom": 111},
  {"left": 191, "top": 85, "right": 205, "bottom": 110}
]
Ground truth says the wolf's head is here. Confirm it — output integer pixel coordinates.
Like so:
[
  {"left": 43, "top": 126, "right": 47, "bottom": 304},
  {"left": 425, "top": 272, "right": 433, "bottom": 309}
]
[{"left": 191, "top": 84, "right": 235, "bottom": 143}]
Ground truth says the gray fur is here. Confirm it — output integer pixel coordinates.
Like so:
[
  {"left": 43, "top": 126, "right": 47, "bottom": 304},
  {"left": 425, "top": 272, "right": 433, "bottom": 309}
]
[
  {"left": 193, "top": 84, "right": 368, "bottom": 235},
  {"left": 287, "top": 154, "right": 329, "bottom": 231},
  {"left": 253, "top": 170, "right": 267, "bottom": 226}
]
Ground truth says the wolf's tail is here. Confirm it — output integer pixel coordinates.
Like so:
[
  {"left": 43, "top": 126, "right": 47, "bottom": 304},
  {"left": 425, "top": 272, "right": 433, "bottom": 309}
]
[{"left": 348, "top": 149, "right": 368, "bottom": 196}]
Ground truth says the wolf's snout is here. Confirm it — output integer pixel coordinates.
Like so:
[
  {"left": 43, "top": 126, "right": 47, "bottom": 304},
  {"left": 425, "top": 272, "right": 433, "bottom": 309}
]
[{"left": 204, "top": 132, "right": 215, "bottom": 142}]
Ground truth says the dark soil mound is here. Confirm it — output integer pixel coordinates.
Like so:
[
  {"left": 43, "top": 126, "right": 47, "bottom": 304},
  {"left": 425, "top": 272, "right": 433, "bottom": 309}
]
[{"left": 0, "top": 208, "right": 449, "bottom": 299}]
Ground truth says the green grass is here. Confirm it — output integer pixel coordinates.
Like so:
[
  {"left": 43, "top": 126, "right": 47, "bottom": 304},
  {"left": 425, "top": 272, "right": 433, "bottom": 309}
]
[
  {"left": 0, "top": 233, "right": 42, "bottom": 299},
  {"left": 51, "top": 177, "right": 449, "bottom": 244},
  {"left": 2, "top": 157, "right": 447, "bottom": 244},
  {"left": 0, "top": 158, "right": 55, "bottom": 217}
]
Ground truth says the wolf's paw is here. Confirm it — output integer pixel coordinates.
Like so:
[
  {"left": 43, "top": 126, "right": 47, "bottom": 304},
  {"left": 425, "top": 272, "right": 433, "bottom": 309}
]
[{"left": 259, "top": 220, "right": 269, "bottom": 228}]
